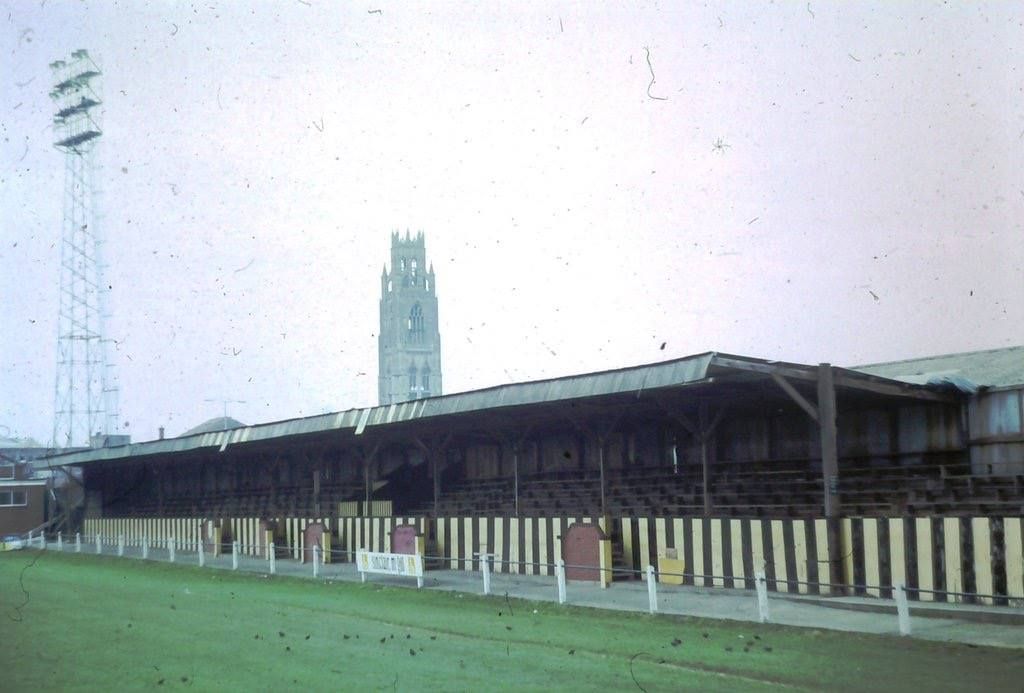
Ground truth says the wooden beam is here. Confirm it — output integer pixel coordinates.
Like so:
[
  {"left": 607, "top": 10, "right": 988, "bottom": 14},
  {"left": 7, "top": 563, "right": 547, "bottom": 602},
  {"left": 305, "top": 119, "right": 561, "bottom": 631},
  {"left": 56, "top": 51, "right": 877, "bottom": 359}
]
[
  {"left": 711, "top": 356, "right": 820, "bottom": 382},
  {"left": 705, "top": 405, "right": 727, "bottom": 435},
  {"left": 671, "top": 410, "right": 699, "bottom": 437},
  {"left": 771, "top": 373, "right": 819, "bottom": 422},
  {"left": 714, "top": 355, "right": 957, "bottom": 404}
]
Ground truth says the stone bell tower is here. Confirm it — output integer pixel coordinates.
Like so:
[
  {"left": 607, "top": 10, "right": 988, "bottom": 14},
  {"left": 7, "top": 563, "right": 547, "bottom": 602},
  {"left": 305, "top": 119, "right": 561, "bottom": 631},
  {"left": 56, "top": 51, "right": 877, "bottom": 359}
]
[{"left": 378, "top": 231, "right": 442, "bottom": 405}]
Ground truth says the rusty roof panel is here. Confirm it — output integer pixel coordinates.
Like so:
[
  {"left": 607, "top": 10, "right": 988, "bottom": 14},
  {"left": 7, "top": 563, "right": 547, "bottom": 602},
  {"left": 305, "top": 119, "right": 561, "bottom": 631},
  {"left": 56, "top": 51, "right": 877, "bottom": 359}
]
[{"left": 855, "top": 345, "right": 1024, "bottom": 389}]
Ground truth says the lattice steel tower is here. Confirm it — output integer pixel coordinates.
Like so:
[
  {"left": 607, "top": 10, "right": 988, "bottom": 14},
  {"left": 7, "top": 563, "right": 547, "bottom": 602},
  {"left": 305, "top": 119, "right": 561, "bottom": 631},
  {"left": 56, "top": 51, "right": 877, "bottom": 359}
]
[{"left": 49, "top": 50, "right": 119, "bottom": 448}]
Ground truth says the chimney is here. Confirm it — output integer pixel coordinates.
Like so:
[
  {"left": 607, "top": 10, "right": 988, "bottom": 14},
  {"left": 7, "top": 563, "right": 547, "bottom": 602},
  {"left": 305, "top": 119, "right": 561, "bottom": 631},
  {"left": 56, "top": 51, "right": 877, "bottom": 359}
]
[{"left": 158, "top": 426, "right": 165, "bottom": 440}]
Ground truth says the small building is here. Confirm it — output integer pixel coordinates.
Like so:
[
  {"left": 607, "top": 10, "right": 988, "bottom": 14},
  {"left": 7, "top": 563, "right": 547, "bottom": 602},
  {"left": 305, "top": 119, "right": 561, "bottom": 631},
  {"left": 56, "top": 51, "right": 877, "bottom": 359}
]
[{"left": 0, "top": 457, "right": 47, "bottom": 536}]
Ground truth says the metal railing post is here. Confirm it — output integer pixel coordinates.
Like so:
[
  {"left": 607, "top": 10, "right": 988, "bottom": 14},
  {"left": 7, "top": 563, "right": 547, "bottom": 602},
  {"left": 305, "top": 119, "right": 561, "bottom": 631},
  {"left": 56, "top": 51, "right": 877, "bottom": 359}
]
[
  {"left": 142, "top": 535, "right": 149, "bottom": 560},
  {"left": 169, "top": 536, "right": 176, "bottom": 563},
  {"left": 755, "top": 571, "right": 770, "bottom": 623},
  {"left": 96, "top": 534, "right": 102, "bottom": 555},
  {"left": 57, "top": 532, "right": 63, "bottom": 551},
  {"left": 557, "top": 560, "right": 567, "bottom": 605},
  {"left": 269, "top": 543, "right": 276, "bottom": 575},
  {"left": 646, "top": 565, "right": 658, "bottom": 614},
  {"left": 482, "top": 554, "right": 492, "bottom": 596},
  {"left": 75, "top": 532, "right": 81, "bottom": 553},
  {"left": 198, "top": 540, "right": 205, "bottom": 567},
  {"left": 895, "top": 583, "right": 912, "bottom": 636},
  {"left": 118, "top": 534, "right": 125, "bottom": 557},
  {"left": 232, "top": 541, "right": 239, "bottom": 570}
]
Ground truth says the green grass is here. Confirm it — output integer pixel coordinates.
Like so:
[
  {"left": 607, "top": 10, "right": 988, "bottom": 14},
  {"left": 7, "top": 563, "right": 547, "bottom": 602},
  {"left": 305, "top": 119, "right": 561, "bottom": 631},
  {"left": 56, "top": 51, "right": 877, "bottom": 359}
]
[{"left": 1, "top": 552, "right": 1021, "bottom": 692}]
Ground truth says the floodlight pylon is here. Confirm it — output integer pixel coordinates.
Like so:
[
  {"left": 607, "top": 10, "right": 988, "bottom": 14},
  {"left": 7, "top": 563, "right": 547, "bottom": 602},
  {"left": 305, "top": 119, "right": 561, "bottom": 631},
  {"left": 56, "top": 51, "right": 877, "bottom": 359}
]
[{"left": 49, "top": 49, "right": 119, "bottom": 448}]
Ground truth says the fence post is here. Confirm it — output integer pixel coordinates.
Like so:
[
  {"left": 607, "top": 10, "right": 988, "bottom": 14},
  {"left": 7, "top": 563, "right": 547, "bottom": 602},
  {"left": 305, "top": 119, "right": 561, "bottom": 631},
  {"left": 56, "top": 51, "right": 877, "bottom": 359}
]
[
  {"left": 28, "top": 530, "right": 33, "bottom": 547},
  {"left": 269, "top": 543, "right": 276, "bottom": 575},
  {"left": 96, "top": 534, "right": 102, "bottom": 555},
  {"left": 142, "top": 535, "right": 149, "bottom": 560},
  {"left": 232, "top": 541, "right": 239, "bottom": 570},
  {"left": 76, "top": 532, "right": 81, "bottom": 553},
  {"left": 57, "top": 532, "right": 63, "bottom": 551},
  {"left": 118, "top": 534, "right": 125, "bottom": 557},
  {"left": 556, "top": 560, "right": 567, "bottom": 605},
  {"left": 169, "top": 536, "right": 176, "bottom": 563},
  {"left": 646, "top": 565, "right": 658, "bottom": 614},
  {"left": 198, "top": 540, "right": 205, "bottom": 567},
  {"left": 481, "top": 553, "right": 492, "bottom": 596},
  {"left": 755, "top": 571, "right": 770, "bottom": 623},
  {"left": 895, "top": 583, "right": 912, "bottom": 636}
]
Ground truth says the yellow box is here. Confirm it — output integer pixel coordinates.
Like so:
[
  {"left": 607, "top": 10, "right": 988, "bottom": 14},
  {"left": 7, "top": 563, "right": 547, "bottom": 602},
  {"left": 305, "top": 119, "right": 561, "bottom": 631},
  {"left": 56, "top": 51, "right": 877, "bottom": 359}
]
[{"left": 658, "top": 556, "right": 686, "bottom": 585}]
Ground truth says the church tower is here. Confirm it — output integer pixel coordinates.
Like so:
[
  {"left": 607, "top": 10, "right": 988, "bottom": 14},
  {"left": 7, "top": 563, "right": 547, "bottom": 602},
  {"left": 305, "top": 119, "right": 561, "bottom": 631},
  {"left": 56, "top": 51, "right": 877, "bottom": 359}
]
[{"left": 378, "top": 231, "right": 443, "bottom": 405}]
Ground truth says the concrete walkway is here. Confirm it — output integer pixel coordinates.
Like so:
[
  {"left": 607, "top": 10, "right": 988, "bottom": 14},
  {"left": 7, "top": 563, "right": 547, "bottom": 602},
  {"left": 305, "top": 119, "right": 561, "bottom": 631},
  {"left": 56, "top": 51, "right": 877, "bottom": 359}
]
[{"left": 48, "top": 542, "right": 1024, "bottom": 649}]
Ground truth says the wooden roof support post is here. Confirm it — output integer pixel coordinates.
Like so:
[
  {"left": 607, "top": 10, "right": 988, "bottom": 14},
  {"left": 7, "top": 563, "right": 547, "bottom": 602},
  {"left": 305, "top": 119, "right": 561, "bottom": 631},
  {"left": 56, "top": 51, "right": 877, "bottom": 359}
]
[
  {"left": 652, "top": 396, "right": 724, "bottom": 517},
  {"left": 364, "top": 456, "right": 372, "bottom": 510},
  {"left": 817, "top": 364, "right": 839, "bottom": 517},
  {"left": 817, "top": 363, "right": 843, "bottom": 593},
  {"left": 432, "top": 454, "right": 440, "bottom": 515},
  {"left": 698, "top": 402, "right": 715, "bottom": 517},
  {"left": 360, "top": 439, "right": 384, "bottom": 515},
  {"left": 414, "top": 433, "right": 454, "bottom": 518},
  {"left": 313, "top": 468, "right": 321, "bottom": 517},
  {"left": 562, "top": 411, "right": 622, "bottom": 520},
  {"left": 490, "top": 430, "right": 531, "bottom": 518},
  {"left": 512, "top": 442, "right": 520, "bottom": 518}
]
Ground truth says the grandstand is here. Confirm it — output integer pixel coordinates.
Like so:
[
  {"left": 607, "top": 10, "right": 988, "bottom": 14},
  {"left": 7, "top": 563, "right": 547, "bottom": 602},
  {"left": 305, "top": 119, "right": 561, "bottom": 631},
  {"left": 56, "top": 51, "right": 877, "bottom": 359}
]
[{"left": 47, "top": 347, "right": 1024, "bottom": 602}]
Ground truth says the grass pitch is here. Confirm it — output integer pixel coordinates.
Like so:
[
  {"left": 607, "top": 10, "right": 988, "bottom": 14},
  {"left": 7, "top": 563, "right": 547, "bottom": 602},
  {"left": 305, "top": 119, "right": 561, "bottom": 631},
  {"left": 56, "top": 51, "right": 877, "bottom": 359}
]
[{"left": 1, "top": 551, "right": 1021, "bottom": 692}]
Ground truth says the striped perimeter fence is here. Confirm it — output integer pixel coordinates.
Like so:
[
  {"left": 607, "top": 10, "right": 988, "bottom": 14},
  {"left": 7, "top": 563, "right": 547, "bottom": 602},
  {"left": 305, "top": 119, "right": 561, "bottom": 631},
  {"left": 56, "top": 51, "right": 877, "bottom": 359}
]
[{"left": 80, "top": 514, "right": 1024, "bottom": 604}]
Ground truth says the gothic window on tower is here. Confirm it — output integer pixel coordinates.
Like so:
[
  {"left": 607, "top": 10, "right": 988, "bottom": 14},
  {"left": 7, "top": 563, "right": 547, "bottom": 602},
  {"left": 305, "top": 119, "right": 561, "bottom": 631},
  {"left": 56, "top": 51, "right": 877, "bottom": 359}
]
[
  {"left": 421, "top": 366, "right": 431, "bottom": 395},
  {"left": 408, "top": 365, "right": 417, "bottom": 392},
  {"left": 408, "top": 303, "right": 424, "bottom": 342}
]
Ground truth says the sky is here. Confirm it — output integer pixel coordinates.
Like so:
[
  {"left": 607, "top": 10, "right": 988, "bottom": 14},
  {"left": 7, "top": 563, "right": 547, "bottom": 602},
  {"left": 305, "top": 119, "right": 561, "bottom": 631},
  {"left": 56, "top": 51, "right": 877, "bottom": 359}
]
[{"left": 1, "top": 1, "right": 1022, "bottom": 446}]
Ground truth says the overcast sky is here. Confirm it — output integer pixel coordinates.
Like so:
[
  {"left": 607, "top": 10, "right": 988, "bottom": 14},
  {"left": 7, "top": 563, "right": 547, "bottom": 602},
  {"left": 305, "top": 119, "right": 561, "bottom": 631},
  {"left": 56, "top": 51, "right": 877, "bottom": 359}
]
[{"left": 2, "top": 1, "right": 1022, "bottom": 446}]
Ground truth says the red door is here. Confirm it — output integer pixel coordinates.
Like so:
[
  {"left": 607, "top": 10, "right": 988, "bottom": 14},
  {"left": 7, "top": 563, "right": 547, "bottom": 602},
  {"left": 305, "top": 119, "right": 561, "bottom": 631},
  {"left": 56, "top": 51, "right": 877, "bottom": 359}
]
[
  {"left": 562, "top": 522, "right": 604, "bottom": 581},
  {"left": 303, "top": 522, "right": 325, "bottom": 563}
]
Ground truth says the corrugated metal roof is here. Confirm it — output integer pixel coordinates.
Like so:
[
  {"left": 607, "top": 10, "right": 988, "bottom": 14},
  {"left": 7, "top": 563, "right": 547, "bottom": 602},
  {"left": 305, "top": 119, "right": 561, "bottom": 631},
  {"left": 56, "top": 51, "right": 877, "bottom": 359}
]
[
  {"left": 46, "top": 350, "right": 944, "bottom": 468},
  {"left": 854, "top": 345, "right": 1024, "bottom": 389},
  {"left": 178, "top": 416, "right": 246, "bottom": 437}
]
